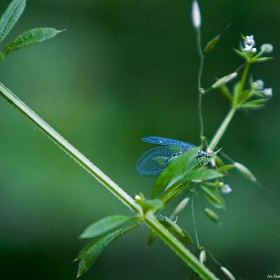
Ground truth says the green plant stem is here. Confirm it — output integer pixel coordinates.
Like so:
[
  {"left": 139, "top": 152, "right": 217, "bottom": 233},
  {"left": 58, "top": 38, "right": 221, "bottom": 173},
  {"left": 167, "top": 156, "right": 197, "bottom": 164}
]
[
  {"left": 195, "top": 27, "right": 205, "bottom": 145},
  {"left": 0, "top": 82, "right": 141, "bottom": 214},
  {"left": 1, "top": 82, "right": 220, "bottom": 279},
  {"left": 207, "top": 106, "right": 236, "bottom": 152},
  {"left": 145, "top": 211, "right": 219, "bottom": 280},
  {"left": 240, "top": 61, "right": 250, "bottom": 91},
  {"left": 191, "top": 192, "right": 199, "bottom": 247}
]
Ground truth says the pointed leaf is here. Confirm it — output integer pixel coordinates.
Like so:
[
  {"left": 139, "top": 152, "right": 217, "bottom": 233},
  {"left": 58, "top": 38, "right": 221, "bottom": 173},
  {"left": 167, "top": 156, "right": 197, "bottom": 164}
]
[
  {"left": 233, "top": 48, "right": 250, "bottom": 61},
  {"left": 0, "top": 0, "right": 26, "bottom": 44},
  {"left": 152, "top": 148, "right": 200, "bottom": 198},
  {"left": 203, "top": 35, "right": 220, "bottom": 54},
  {"left": 216, "top": 164, "right": 234, "bottom": 172},
  {"left": 2, "top": 27, "right": 64, "bottom": 55},
  {"left": 158, "top": 217, "right": 193, "bottom": 245},
  {"left": 75, "top": 223, "right": 140, "bottom": 277},
  {"left": 238, "top": 98, "right": 269, "bottom": 109},
  {"left": 201, "top": 185, "right": 225, "bottom": 209},
  {"left": 80, "top": 215, "right": 136, "bottom": 239},
  {"left": 250, "top": 57, "right": 273, "bottom": 63},
  {"left": 220, "top": 84, "right": 233, "bottom": 103},
  {"left": 184, "top": 169, "right": 223, "bottom": 181}
]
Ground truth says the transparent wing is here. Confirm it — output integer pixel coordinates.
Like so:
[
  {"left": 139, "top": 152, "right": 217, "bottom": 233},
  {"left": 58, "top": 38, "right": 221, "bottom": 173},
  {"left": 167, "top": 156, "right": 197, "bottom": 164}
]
[
  {"left": 136, "top": 146, "right": 185, "bottom": 176},
  {"left": 142, "top": 136, "right": 196, "bottom": 150}
]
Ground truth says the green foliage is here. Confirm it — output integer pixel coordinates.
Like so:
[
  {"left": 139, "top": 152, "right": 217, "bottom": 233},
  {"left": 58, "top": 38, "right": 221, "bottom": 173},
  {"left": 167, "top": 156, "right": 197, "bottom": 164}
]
[
  {"left": 75, "top": 223, "right": 140, "bottom": 278},
  {"left": 0, "top": 0, "right": 63, "bottom": 60},
  {"left": 80, "top": 215, "right": 137, "bottom": 239},
  {"left": 0, "top": 0, "right": 25, "bottom": 44},
  {"left": 157, "top": 216, "right": 193, "bottom": 245},
  {"left": 0, "top": 0, "right": 274, "bottom": 279},
  {"left": 2, "top": 27, "right": 63, "bottom": 55}
]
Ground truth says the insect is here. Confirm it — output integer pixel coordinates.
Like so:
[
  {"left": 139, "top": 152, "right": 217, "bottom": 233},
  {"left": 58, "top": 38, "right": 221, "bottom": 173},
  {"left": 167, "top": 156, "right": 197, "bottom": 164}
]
[{"left": 136, "top": 136, "right": 211, "bottom": 176}]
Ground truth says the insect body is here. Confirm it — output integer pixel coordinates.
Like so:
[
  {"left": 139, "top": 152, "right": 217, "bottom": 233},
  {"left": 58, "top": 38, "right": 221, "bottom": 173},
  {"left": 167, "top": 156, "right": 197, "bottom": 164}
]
[{"left": 136, "top": 136, "right": 210, "bottom": 176}]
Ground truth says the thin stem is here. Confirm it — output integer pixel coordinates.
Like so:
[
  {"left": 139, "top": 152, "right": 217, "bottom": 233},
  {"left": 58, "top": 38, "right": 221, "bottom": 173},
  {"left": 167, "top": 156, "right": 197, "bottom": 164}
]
[
  {"left": 145, "top": 212, "right": 219, "bottom": 280},
  {"left": 207, "top": 106, "right": 236, "bottom": 152},
  {"left": 0, "top": 82, "right": 142, "bottom": 214},
  {"left": 196, "top": 27, "right": 205, "bottom": 145},
  {"left": 191, "top": 191, "right": 199, "bottom": 247},
  {"left": 240, "top": 62, "right": 250, "bottom": 91}
]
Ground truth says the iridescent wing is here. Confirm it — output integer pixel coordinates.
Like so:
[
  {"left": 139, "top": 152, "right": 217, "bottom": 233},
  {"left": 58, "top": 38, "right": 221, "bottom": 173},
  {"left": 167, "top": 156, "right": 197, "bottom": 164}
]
[
  {"left": 142, "top": 136, "right": 196, "bottom": 151},
  {"left": 136, "top": 146, "right": 185, "bottom": 176}
]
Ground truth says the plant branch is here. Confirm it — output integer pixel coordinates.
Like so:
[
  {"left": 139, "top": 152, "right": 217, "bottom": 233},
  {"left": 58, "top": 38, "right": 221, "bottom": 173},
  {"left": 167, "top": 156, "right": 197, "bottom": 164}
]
[
  {"left": 207, "top": 106, "right": 236, "bottom": 152},
  {"left": 145, "top": 211, "right": 219, "bottom": 280},
  {"left": 0, "top": 82, "right": 142, "bottom": 214}
]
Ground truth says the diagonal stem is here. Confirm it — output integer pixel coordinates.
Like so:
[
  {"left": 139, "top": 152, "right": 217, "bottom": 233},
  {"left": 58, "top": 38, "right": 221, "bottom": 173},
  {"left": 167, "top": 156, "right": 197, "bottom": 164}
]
[{"left": 0, "top": 82, "right": 141, "bottom": 214}]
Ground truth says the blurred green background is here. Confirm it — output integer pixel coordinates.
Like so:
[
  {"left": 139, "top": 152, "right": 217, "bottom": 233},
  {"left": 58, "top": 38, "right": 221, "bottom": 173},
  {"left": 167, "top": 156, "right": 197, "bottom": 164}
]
[{"left": 0, "top": 0, "right": 279, "bottom": 279}]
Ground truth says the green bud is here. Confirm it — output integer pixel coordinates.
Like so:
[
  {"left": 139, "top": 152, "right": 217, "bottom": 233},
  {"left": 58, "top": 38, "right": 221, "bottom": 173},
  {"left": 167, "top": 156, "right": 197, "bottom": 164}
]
[{"left": 212, "top": 72, "right": 237, "bottom": 88}]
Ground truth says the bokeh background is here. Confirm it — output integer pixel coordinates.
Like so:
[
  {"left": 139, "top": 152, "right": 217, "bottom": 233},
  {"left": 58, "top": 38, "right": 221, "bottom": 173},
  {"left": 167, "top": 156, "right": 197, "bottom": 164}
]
[{"left": 0, "top": 0, "right": 279, "bottom": 279}]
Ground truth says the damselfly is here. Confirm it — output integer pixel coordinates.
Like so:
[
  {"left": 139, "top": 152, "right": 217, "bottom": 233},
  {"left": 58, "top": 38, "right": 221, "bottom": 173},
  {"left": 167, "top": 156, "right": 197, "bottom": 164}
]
[{"left": 136, "top": 136, "right": 211, "bottom": 176}]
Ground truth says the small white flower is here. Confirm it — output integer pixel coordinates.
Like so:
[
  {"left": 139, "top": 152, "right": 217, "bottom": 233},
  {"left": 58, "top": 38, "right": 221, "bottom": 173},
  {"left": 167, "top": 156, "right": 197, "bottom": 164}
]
[
  {"left": 192, "top": 1, "right": 201, "bottom": 28},
  {"left": 252, "top": 79, "right": 264, "bottom": 90},
  {"left": 243, "top": 35, "right": 256, "bottom": 53},
  {"left": 221, "top": 184, "right": 232, "bottom": 194},
  {"left": 263, "top": 88, "right": 273, "bottom": 97},
  {"left": 261, "top": 43, "right": 273, "bottom": 53}
]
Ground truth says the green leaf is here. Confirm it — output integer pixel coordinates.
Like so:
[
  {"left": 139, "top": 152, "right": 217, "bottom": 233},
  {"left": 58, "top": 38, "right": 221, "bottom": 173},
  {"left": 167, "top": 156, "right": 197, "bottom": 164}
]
[
  {"left": 2, "top": 27, "right": 64, "bottom": 55},
  {"left": 152, "top": 148, "right": 200, "bottom": 198},
  {"left": 136, "top": 196, "right": 165, "bottom": 213},
  {"left": 201, "top": 185, "right": 225, "bottom": 209},
  {"left": 75, "top": 223, "right": 140, "bottom": 277},
  {"left": 233, "top": 81, "right": 242, "bottom": 104},
  {"left": 233, "top": 48, "right": 250, "bottom": 61},
  {"left": 250, "top": 57, "right": 273, "bottom": 63},
  {"left": 216, "top": 164, "right": 234, "bottom": 172},
  {"left": 238, "top": 98, "right": 269, "bottom": 110},
  {"left": 0, "top": 0, "right": 26, "bottom": 44},
  {"left": 204, "top": 208, "right": 220, "bottom": 223},
  {"left": 184, "top": 169, "right": 223, "bottom": 181},
  {"left": 80, "top": 215, "right": 136, "bottom": 239},
  {"left": 203, "top": 35, "right": 220, "bottom": 54},
  {"left": 158, "top": 216, "right": 193, "bottom": 245},
  {"left": 236, "top": 89, "right": 250, "bottom": 104},
  {"left": 220, "top": 84, "right": 233, "bottom": 103}
]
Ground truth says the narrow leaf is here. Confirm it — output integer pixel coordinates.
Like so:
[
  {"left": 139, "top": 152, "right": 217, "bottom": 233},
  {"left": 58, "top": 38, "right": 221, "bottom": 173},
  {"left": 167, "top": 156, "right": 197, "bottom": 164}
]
[
  {"left": 2, "top": 27, "right": 64, "bottom": 55},
  {"left": 216, "top": 165, "right": 234, "bottom": 172},
  {"left": 152, "top": 148, "right": 200, "bottom": 198},
  {"left": 158, "top": 217, "right": 193, "bottom": 245},
  {"left": 220, "top": 84, "right": 233, "bottom": 103},
  {"left": 0, "top": 0, "right": 26, "bottom": 44},
  {"left": 201, "top": 185, "right": 225, "bottom": 209},
  {"left": 203, "top": 35, "right": 220, "bottom": 54},
  {"left": 238, "top": 98, "right": 269, "bottom": 109},
  {"left": 75, "top": 223, "right": 139, "bottom": 277},
  {"left": 184, "top": 169, "right": 223, "bottom": 181},
  {"left": 80, "top": 215, "right": 136, "bottom": 239}
]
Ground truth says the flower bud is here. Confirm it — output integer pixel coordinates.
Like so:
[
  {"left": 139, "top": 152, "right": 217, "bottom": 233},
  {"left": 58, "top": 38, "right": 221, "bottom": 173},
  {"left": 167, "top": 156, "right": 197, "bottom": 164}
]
[{"left": 191, "top": 1, "right": 201, "bottom": 28}]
